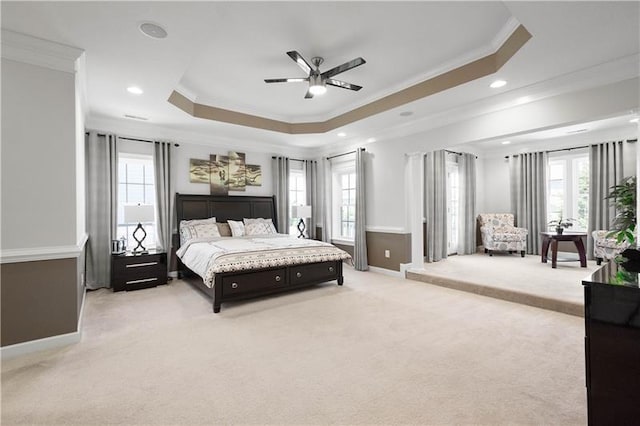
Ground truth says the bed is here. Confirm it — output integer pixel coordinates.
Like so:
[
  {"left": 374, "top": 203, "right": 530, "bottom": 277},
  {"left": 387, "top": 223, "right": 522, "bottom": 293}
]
[{"left": 175, "top": 193, "right": 351, "bottom": 313}]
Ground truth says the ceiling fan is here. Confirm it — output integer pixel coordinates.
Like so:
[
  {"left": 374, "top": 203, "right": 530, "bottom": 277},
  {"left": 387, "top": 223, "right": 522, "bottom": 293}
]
[{"left": 264, "top": 51, "right": 366, "bottom": 99}]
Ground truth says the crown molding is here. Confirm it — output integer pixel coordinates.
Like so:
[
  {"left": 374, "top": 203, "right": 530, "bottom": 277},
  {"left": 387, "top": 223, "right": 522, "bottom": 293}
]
[
  {"left": 1, "top": 29, "right": 84, "bottom": 73},
  {"left": 168, "top": 24, "right": 532, "bottom": 134},
  {"left": 85, "top": 115, "right": 312, "bottom": 157}
]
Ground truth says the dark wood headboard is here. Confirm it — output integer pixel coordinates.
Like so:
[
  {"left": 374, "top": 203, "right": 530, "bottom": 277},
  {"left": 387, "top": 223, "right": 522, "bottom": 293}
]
[{"left": 175, "top": 193, "right": 278, "bottom": 231}]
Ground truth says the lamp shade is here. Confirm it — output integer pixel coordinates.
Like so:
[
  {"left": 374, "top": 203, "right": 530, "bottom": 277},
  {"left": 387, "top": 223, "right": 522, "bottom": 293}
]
[
  {"left": 124, "top": 204, "right": 155, "bottom": 223},
  {"left": 292, "top": 205, "right": 312, "bottom": 219}
]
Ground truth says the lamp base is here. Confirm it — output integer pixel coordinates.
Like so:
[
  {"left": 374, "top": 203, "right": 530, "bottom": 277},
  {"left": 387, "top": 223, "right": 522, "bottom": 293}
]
[
  {"left": 297, "top": 218, "right": 307, "bottom": 239},
  {"left": 132, "top": 222, "right": 148, "bottom": 253}
]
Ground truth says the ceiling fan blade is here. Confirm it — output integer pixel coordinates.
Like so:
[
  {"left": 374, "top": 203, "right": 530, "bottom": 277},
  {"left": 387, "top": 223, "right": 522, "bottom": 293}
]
[
  {"left": 304, "top": 88, "right": 314, "bottom": 99},
  {"left": 286, "top": 51, "right": 313, "bottom": 75},
  {"left": 321, "top": 57, "right": 366, "bottom": 79},
  {"left": 264, "top": 78, "right": 308, "bottom": 83},
  {"left": 326, "top": 79, "right": 362, "bottom": 91}
]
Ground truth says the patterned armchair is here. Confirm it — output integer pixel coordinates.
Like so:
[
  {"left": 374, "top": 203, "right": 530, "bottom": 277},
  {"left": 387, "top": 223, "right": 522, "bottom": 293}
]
[
  {"left": 478, "top": 213, "right": 528, "bottom": 257},
  {"left": 592, "top": 230, "right": 631, "bottom": 265}
]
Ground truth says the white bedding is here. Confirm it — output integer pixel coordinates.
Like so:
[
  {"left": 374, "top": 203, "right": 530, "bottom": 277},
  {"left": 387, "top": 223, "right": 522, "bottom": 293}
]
[{"left": 176, "top": 234, "right": 352, "bottom": 287}]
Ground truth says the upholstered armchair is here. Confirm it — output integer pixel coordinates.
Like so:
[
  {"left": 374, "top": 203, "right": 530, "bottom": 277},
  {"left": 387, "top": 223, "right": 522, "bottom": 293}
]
[
  {"left": 478, "top": 213, "right": 528, "bottom": 257},
  {"left": 592, "top": 230, "right": 631, "bottom": 265}
]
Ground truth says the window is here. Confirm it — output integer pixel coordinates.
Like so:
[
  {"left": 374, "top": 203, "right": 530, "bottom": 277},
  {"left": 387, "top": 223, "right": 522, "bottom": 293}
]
[
  {"left": 117, "top": 154, "right": 157, "bottom": 249},
  {"left": 339, "top": 172, "right": 357, "bottom": 239},
  {"left": 289, "top": 168, "right": 306, "bottom": 235},
  {"left": 547, "top": 153, "right": 589, "bottom": 231},
  {"left": 446, "top": 160, "right": 459, "bottom": 254},
  {"left": 329, "top": 160, "right": 357, "bottom": 242}
]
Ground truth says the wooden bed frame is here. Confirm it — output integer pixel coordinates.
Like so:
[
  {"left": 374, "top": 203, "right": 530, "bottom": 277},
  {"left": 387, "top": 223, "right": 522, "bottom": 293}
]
[{"left": 175, "top": 193, "right": 344, "bottom": 313}]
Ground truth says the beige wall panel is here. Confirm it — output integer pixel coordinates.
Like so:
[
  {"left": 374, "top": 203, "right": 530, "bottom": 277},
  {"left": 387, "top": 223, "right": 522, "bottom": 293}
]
[
  {"left": 366, "top": 232, "right": 411, "bottom": 271},
  {"left": 1, "top": 258, "right": 79, "bottom": 346}
]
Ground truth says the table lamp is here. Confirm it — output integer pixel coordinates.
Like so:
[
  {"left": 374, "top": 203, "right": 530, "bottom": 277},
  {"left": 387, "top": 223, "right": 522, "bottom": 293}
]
[
  {"left": 292, "top": 205, "right": 312, "bottom": 238},
  {"left": 124, "top": 204, "right": 155, "bottom": 254}
]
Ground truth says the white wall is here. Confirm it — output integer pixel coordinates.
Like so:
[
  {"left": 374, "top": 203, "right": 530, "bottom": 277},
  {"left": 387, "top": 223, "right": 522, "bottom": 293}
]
[
  {"left": 477, "top": 156, "right": 511, "bottom": 214},
  {"left": 1, "top": 58, "right": 78, "bottom": 249},
  {"left": 174, "top": 142, "right": 273, "bottom": 196},
  {"left": 75, "top": 54, "right": 87, "bottom": 245}
]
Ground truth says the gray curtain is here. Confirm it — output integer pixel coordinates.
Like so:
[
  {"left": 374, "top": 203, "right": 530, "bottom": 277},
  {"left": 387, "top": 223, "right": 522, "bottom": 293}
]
[
  {"left": 424, "top": 150, "right": 448, "bottom": 262},
  {"left": 509, "top": 152, "right": 548, "bottom": 255},
  {"left": 458, "top": 153, "right": 477, "bottom": 255},
  {"left": 273, "top": 156, "right": 290, "bottom": 234},
  {"left": 354, "top": 148, "right": 368, "bottom": 271},
  {"left": 321, "top": 158, "right": 332, "bottom": 243},
  {"left": 304, "top": 160, "right": 318, "bottom": 240},
  {"left": 154, "top": 141, "right": 173, "bottom": 272},
  {"left": 588, "top": 141, "right": 625, "bottom": 259},
  {"left": 85, "top": 132, "right": 118, "bottom": 289}
]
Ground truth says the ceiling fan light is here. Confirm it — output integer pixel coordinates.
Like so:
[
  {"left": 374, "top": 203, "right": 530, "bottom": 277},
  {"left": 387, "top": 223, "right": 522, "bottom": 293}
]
[{"left": 309, "top": 84, "right": 327, "bottom": 95}]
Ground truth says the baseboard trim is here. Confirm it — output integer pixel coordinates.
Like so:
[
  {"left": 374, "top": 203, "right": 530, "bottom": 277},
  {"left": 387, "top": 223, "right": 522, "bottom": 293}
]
[
  {"left": 368, "top": 265, "right": 403, "bottom": 278},
  {"left": 1, "top": 287, "right": 86, "bottom": 360}
]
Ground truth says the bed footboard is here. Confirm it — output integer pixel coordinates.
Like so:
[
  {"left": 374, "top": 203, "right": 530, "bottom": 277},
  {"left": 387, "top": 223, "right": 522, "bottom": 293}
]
[{"left": 211, "top": 260, "right": 343, "bottom": 313}]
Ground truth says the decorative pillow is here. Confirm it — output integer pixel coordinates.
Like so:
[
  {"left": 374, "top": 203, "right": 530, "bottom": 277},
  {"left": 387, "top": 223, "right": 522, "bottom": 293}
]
[
  {"left": 179, "top": 217, "right": 217, "bottom": 244},
  {"left": 228, "top": 220, "right": 245, "bottom": 237},
  {"left": 245, "top": 221, "right": 273, "bottom": 236},
  {"left": 180, "top": 223, "right": 220, "bottom": 244},
  {"left": 180, "top": 217, "right": 216, "bottom": 228},
  {"left": 244, "top": 218, "right": 277, "bottom": 234},
  {"left": 216, "top": 222, "right": 232, "bottom": 237}
]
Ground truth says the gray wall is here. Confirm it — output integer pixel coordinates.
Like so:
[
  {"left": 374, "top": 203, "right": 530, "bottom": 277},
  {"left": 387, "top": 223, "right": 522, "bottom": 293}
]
[{"left": 1, "top": 49, "right": 85, "bottom": 347}]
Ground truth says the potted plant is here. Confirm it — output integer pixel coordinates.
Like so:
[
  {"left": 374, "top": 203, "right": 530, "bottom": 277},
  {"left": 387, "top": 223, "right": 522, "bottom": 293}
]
[
  {"left": 606, "top": 175, "right": 636, "bottom": 244},
  {"left": 548, "top": 215, "right": 574, "bottom": 234}
]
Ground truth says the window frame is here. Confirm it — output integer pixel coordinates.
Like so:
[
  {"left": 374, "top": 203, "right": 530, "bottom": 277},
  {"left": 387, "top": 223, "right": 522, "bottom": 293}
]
[
  {"left": 547, "top": 151, "right": 589, "bottom": 232},
  {"left": 288, "top": 167, "right": 306, "bottom": 235},
  {"left": 116, "top": 153, "right": 157, "bottom": 250},
  {"left": 331, "top": 159, "right": 357, "bottom": 245}
]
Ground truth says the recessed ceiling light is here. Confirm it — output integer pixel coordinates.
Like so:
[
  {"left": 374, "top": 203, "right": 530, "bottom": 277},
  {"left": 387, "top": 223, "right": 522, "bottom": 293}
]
[
  {"left": 124, "top": 114, "right": 148, "bottom": 121},
  {"left": 337, "top": 132, "right": 346, "bottom": 137},
  {"left": 139, "top": 22, "right": 168, "bottom": 39},
  {"left": 399, "top": 111, "right": 413, "bottom": 117},
  {"left": 127, "top": 86, "right": 143, "bottom": 95},
  {"left": 501, "top": 141, "right": 511, "bottom": 145},
  {"left": 490, "top": 80, "right": 507, "bottom": 89},
  {"left": 516, "top": 96, "right": 530, "bottom": 104},
  {"left": 367, "top": 138, "right": 376, "bottom": 143},
  {"left": 630, "top": 118, "right": 639, "bottom": 123}
]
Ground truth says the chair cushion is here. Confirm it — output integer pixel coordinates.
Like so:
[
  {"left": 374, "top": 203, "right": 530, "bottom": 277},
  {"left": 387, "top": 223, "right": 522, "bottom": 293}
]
[{"left": 493, "top": 231, "right": 527, "bottom": 242}]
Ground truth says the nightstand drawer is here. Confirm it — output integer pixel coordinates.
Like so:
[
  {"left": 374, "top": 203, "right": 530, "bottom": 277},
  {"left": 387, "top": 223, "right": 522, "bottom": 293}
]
[
  {"left": 221, "top": 268, "right": 286, "bottom": 296},
  {"left": 290, "top": 262, "right": 338, "bottom": 285},
  {"left": 112, "top": 252, "right": 167, "bottom": 291}
]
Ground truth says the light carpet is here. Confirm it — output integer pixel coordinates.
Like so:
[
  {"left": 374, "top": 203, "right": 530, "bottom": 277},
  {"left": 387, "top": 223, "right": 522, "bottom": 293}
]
[
  {"left": 407, "top": 253, "right": 599, "bottom": 316},
  {"left": 2, "top": 267, "right": 586, "bottom": 425}
]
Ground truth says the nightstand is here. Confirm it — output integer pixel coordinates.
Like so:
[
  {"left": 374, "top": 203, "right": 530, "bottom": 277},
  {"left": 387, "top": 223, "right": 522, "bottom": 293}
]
[{"left": 111, "top": 250, "right": 168, "bottom": 292}]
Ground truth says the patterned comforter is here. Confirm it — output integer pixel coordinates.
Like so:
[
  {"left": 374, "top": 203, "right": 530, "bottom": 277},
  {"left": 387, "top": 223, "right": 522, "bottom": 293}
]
[{"left": 176, "top": 234, "right": 353, "bottom": 288}]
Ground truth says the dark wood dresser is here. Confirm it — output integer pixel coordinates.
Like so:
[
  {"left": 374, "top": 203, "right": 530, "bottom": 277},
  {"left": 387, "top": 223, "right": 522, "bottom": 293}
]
[
  {"left": 582, "top": 261, "right": 640, "bottom": 425},
  {"left": 112, "top": 251, "right": 168, "bottom": 292}
]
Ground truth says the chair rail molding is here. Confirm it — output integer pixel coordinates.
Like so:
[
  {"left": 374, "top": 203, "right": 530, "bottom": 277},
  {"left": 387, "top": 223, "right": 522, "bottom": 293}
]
[{"left": 0, "top": 234, "right": 88, "bottom": 264}]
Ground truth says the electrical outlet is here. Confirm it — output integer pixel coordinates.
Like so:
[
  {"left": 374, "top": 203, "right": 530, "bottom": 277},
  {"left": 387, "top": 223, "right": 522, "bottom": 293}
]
[{"left": 384, "top": 250, "right": 390, "bottom": 258}]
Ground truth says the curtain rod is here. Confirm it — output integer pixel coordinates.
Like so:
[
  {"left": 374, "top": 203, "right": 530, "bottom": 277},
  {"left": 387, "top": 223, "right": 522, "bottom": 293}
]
[
  {"left": 504, "top": 139, "right": 637, "bottom": 159},
  {"left": 445, "top": 149, "right": 478, "bottom": 159},
  {"left": 85, "top": 132, "right": 180, "bottom": 147},
  {"left": 271, "top": 156, "right": 307, "bottom": 162},
  {"left": 327, "top": 147, "right": 366, "bottom": 161}
]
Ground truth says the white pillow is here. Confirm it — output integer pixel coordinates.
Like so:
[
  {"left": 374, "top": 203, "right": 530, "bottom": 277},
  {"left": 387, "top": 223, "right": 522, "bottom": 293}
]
[
  {"left": 228, "top": 220, "right": 245, "bottom": 237},
  {"left": 244, "top": 218, "right": 277, "bottom": 234}
]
